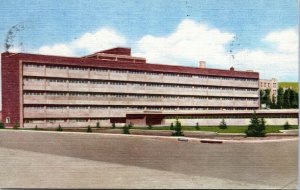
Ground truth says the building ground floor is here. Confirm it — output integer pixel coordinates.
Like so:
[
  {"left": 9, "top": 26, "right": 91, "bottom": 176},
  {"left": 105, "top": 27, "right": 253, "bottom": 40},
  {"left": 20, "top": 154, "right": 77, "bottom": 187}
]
[{"left": 22, "top": 109, "right": 299, "bottom": 128}]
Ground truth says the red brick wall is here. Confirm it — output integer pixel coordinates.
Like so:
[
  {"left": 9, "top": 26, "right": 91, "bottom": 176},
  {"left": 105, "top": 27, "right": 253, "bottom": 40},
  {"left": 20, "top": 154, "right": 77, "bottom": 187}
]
[{"left": 1, "top": 53, "right": 20, "bottom": 127}]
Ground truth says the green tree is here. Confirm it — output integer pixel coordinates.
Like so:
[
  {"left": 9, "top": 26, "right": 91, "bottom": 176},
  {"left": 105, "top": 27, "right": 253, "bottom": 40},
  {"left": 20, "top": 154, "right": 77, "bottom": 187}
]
[
  {"left": 56, "top": 124, "right": 63, "bottom": 131},
  {"left": 245, "top": 112, "right": 266, "bottom": 137},
  {"left": 258, "top": 118, "right": 266, "bottom": 135},
  {"left": 219, "top": 119, "right": 227, "bottom": 129},
  {"left": 128, "top": 122, "right": 133, "bottom": 129},
  {"left": 260, "top": 89, "right": 271, "bottom": 107},
  {"left": 195, "top": 122, "right": 200, "bottom": 130},
  {"left": 96, "top": 122, "right": 100, "bottom": 128},
  {"left": 170, "top": 123, "right": 174, "bottom": 130},
  {"left": 277, "top": 87, "right": 284, "bottom": 108},
  {"left": 87, "top": 125, "right": 92, "bottom": 133},
  {"left": 283, "top": 88, "right": 291, "bottom": 108},
  {"left": 123, "top": 124, "right": 130, "bottom": 134},
  {"left": 0, "top": 122, "right": 5, "bottom": 129},
  {"left": 265, "top": 89, "right": 271, "bottom": 106},
  {"left": 112, "top": 122, "right": 116, "bottom": 129},
  {"left": 290, "top": 89, "right": 298, "bottom": 108},
  {"left": 270, "top": 94, "right": 277, "bottom": 109},
  {"left": 172, "top": 119, "right": 184, "bottom": 136},
  {"left": 35, "top": 125, "right": 38, "bottom": 130},
  {"left": 147, "top": 124, "right": 152, "bottom": 129},
  {"left": 283, "top": 121, "right": 290, "bottom": 130}
]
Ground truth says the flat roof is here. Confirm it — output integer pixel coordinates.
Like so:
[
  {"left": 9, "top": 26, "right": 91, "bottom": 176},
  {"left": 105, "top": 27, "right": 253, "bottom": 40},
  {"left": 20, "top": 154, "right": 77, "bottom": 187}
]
[{"left": 2, "top": 51, "right": 259, "bottom": 79}]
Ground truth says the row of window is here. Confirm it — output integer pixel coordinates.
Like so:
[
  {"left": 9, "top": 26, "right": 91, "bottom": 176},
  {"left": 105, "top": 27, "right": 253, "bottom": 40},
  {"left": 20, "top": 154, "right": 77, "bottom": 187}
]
[
  {"left": 24, "top": 77, "right": 258, "bottom": 91},
  {"left": 25, "top": 106, "right": 258, "bottom": 110},
  {"left": 24, "top": 92, "right": 258, "bottom": 101},
  {"left": 24, "top": 112, "right": 295, "bottom": 124},
  {"left": 24, "top": 64, "right": 258, "bottom": 82}
]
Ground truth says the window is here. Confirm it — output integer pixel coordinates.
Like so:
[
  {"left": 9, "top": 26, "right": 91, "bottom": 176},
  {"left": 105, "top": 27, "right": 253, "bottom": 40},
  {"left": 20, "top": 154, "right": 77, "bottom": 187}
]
[
  {"left": 24, "top": 92, "right": 44, "bottom": 96},
  {"left": 69, "top": 92, "right": 88, "bottom": 97},
  {"left": 46, "top": 65, "right": 66, "bottom": 69},
  {"left": 48, "top": 79, "right": 67, "bottom": 83},
  {"left": 69, "top": 67, "right": 88, "bottom": 71},
  {"left": 163, "top": 95, "right": 177, "bottom": 99},
  {"left": 130, "top": 106, "right": 145, "bottom": 110},
  {"left": 90, "top": 93, "right": 108, "bottom": 97},
  {"left": 111, "top": 69, "right": 127, "bottom": 73},
  {"left": 47, "top": 106, "right": 67, "bottom": 110},
  {"left": 90, "top": 106, "right": 108, "bottom": 110},
  {"left": 163, "top": 84, "right": 176, "bottom": 88},
  {"left": 111, "top": 106, "right": 127, "bottom": 110},
  {"left": 146, "top": 107, "right": 161, "bottom": 110},
  {"left": 147, "top": 95, "right": 161, "bottom": 99},
  {"left": 90, "top": 68, "right": 108, "bottom": 72},
  {"left": 180, "top": 85, "right": 192, "bottom": 89},
  {"left": 179, "top": 74, "right": 192, "bottom": 78},
  {"left": 24, "top": 78, "right": 44, "bottom": 82},
  {"left": 131, "top": 82, "right": 145, "bottom": 87},
  {"left": 194, "top": 97, "right": 207, "bottom": 100},
  {"left": 147, "top": 72, "right": 160, "bottom": 75},
  {"left": 111, "top": 94, "right": 127, "bottom": 98},
  {"left": 146, "top": 83, "right": 162, "bottom": 87},
  {"left": 5, "top": 117, "right": 10, "bottom": 124},
  {"left": 163, "top": 73, "right": 177, "bottom": 77},
  {"left": 90, "top": 81, "right": 108, "bottom": 84},
  {"left": 24, "top": 64, "right": 44, "bottom": 68},
  {"left": 129, "top": 70, "right": 145, "bottom": 74},
  {"left": 46, "top": 92, "right": 66, "bottom": 96},
  {"left": 69, "top": 79, "right": 88, "bottom": 84}
]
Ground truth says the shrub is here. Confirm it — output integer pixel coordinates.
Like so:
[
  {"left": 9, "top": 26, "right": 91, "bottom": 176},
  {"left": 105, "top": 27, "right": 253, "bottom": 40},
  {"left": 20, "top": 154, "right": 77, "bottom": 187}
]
[
  {"left": 128, "top": 122, "right": 133, "bottom": 129},
  {"left": 96, "top": 122, "right": 100, "bottom": 128},
  {"left": 172, "top": 119, "right": 184, "bottom": 136},
  {"left": 87, "top": 125, "right": 92, "bottom": 133},
  {"left": 123, "top": 124, "right": 130, "bottom": 134},
  {"left": 112, "top": 122, "right": 116, "bottom": 129},
  {"left": 170, "top": 123, "right": 174, "bottom": 130},
  {"left": 283, "top": 121, "right": 290, "bottom": 130},
  {"left": 245, "top": 112, "right": 266, "bottom": 137},
  {"left": 56, "top": 124, "right": 63, "bottom": 132},
  {"left": 0, "top": 122, "right": 5, "bottom": 129},
  {"left": 13, "top": 123, "right": 19, "bottom": 130},
  {"left": 147, "top": 124, "right": 152, "bottom": 129},
  {"left": 195, "top": 122, "right": 200, "bottom": 130},
  {"left": 35, "top": 125, "right": 38, "bottom": 130},
  {"left": 219, "top": 119, "right": 227, "bottom": 129}
]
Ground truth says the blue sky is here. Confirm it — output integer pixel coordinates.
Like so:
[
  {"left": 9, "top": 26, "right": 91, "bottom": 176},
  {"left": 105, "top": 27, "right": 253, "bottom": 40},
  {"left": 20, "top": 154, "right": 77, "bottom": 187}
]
[{"left": 0, "top": 0, "right": 298, "bottom": 81}]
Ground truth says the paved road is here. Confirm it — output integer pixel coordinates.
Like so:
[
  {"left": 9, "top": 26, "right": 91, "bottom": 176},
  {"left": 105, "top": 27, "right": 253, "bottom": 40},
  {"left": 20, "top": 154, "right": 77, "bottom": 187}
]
[{"left": 0, "top": 130, "right": 298, "bottom": 189}]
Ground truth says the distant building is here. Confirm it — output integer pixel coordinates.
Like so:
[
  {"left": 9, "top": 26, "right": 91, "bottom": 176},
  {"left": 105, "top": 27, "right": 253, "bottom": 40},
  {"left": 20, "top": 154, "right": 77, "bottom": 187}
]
[
  {"left": 259, "top": 78, "right": 278, "bottom": 102},
  {"left": 1, "top": 47, "right": 260, "bottom": 128}
]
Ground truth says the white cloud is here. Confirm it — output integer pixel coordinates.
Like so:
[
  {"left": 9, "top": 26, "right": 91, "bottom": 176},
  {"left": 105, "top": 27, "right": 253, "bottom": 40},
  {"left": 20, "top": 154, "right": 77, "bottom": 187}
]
[
  {"left": 33, "top": 19, "right": 297, "bottom": 81},
  {"left": 36, "top": 27, "right": 127, "bottom": 56},
  {"left": 71, "top": 28, "right": 127, "bottom": 53},
  {"left": 133, "top": 20, "right": 298, "bottom": 81},
  {"left": 234, "top": 28, "right": 298, "bottom": 81},
  {"left": 38, "top": 43, "right": 74, "bottom": 56},
  {"left": 263, "top": 28, "right": 298, "bottom": 53},
  {"left": 134, "top": 19, "right": 234, "bottom": 68}
]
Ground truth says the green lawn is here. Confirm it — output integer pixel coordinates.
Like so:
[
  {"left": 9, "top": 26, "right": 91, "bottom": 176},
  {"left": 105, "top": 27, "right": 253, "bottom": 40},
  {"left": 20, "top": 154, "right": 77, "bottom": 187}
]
[
  {"left": 132, "top": 125, "right": 298, "bottom": 133},
  {"left": 3, "top": 125, "right": 298, "bottom": 134},
  {"left": 279, "top": 82, "right": 298, "bottom": 92}
]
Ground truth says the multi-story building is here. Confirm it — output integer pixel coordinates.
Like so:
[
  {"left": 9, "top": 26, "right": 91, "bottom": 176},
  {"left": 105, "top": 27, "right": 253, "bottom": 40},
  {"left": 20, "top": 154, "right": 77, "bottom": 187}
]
[
  {"left": 259, "top": 78, "right": 278, "bottom": 102},
  {"left": 1, "top": 47, "right": 260, "bottom": 128}
]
